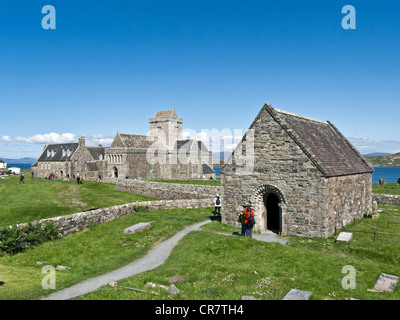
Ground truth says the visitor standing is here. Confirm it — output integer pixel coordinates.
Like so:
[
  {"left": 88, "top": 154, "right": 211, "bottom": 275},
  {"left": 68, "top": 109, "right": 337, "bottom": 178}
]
[
  {"left": 213, "top": 194, "right": 221, "bottom": 215},
  {"left": 239, "top": 210, "right": 246, "bottom": 236},
  {"left": 19, "top": 173, "right": 25, "bottom": 184},
  {"left": 245, "top": 206, "right": 255, "bottom": 238}
]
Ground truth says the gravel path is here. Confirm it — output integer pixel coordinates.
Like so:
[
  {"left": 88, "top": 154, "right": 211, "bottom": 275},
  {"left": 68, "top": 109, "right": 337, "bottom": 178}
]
[
  {"left": 43, "top": 219, "right": 212, "bottom": 300},
  {"left": 42, "top": 220, "right": 287, "bottom": 300}
]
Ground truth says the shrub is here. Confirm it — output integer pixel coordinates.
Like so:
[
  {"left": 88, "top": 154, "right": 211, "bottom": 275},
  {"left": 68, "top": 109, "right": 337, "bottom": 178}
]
[{"left": 0, "top": 222, "right": 60, "bottom": 254}]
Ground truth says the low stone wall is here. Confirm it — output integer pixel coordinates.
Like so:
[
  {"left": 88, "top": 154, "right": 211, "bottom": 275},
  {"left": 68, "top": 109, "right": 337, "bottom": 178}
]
[
  {"left": 373, "top": 193, "right": 400, "bottom": 206},
  {"left": 116, "top": 180, "right": 221, "bottom": 200},
  {"left": 16, "top": 198, "right": 213, "bottom": 237}
]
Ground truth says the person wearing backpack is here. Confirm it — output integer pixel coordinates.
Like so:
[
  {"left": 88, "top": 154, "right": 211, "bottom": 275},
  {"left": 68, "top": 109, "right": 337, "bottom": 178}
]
[
  {"left": 238, "top": 210, "right": 246, "bottom": 236},
  {"left": 245, "top": 206, "right": 255, "bottom": 238},
  {"left": 213, "top": 194, "right": 221, "bottom": 215}
]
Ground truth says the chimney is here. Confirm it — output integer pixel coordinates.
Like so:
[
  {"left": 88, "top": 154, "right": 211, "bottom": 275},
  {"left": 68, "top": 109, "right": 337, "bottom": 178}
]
[{"left": 79, "top": 137, "right": 85, "bottom": 147}]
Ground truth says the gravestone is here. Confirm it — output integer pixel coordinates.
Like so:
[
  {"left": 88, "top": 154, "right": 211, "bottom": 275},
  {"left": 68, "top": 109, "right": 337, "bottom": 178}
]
[
  {"left": 373, "top": 273, "right": 399, "bottom": 292},
  {"left": 336, "top": 232, "right": 353, "bottom": 243},
  {"left": 282, "top": 289, "right": 312, "bottom": 300},
  {"left": 168, "top": 284, "right": 179, "bottom": 295},
  {"left": 123, "top": 222, "right": 151, "bottom": 234},
  {"left": 371, "top": 201, "right": 379, "bottom": 219}
]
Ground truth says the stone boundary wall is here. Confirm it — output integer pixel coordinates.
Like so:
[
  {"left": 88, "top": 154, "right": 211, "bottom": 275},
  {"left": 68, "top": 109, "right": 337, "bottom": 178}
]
[
  {"left": 116, "top": 180, "right": 221, "bottom": 200},
  {"left": 373, "top": 193, "right": 400, "bottom": 206},
  {"left": 15, "top": 198, "right": 213, "bottom": 237}
]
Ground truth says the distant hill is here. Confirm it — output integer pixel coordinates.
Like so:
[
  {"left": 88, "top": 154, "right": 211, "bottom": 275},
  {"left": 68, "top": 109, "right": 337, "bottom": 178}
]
[
  {"left": 364, "top": 152, "right": 400, "bottom": 167},
  {"left": 363, "top": 152, "right": 392, "bottom": 157}
]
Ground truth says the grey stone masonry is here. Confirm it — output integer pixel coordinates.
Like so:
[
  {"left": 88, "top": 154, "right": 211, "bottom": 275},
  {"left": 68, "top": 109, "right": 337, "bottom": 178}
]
[
  {"left": 123, "top": 222, "right": 151, "bottom": 234},
  {"left": 282, "top": 289, "right": 312, "bottom": 300},
  {"left": 116, "top": 180, "right": 221, "bottom": 200},
  {"left": 373, "top": 193, "right": 400, "bottom": 206}
]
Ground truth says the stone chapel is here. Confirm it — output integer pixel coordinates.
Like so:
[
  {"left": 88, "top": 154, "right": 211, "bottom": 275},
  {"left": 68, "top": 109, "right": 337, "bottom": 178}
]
[{"left": 221, "top": 104, "right": 373, "bottom": 238}]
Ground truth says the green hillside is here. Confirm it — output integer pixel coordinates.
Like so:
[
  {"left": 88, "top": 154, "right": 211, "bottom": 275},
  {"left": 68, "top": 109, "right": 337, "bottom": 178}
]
[{"left": 364, "top": 153, "right": 400, "bottom": 167}]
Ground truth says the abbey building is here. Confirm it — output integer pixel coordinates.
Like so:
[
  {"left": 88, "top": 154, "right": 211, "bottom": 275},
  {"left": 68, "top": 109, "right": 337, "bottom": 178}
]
[{"left": 31, "top": 110, "right": 215, "bottom": 181}]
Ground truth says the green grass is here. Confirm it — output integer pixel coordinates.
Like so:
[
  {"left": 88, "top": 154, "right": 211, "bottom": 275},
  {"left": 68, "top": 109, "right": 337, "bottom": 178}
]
[
  {"left": 78, "top": 205, "right": 400, "bottom": 300},
  {"left": 0, "top": 176, "right": 157, "bottom": 227},
  {"left": 373, "top": 182, "right": 400, "bottom": 195},
  {"left": 147, "top": 178, "right": 221, "bottom": 186},
  {"left": 0, "top": 207, "right": 212, "bottom": 300}
]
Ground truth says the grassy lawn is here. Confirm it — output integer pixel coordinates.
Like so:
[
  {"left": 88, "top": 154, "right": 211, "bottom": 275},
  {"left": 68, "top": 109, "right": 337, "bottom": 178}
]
[
  {"left": 2, "top": 175, "right": 400, "bottom": 300},
  {"left": 147, "top": 178, "right": 221, "bottom": 186},
  {"left": 0, "top": 175, "right": 157, "bottom": 227},
  {"left": 78, "top": 205, "right": 400, "bottom": 300},
  {"left": 373, "top": 182, "right": 400, "bottom": 195},
  {"left": 0, "top": 207, "right": 212, "bottom": 300}
]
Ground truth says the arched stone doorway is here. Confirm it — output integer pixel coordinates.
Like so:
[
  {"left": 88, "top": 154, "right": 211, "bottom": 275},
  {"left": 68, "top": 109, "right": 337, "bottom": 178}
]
[
  {"left": 251, "top": 184, "right": 286, "bottom": 235},
  {"left": 264, "top": 193, "right": 280, "bottom": 232}
]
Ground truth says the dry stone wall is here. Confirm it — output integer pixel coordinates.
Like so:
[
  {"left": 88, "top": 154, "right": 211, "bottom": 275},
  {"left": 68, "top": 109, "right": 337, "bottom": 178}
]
[
  {"left": 373, "top": 193, "right": 400, "bottom": 206},
  {"left": 15, "top": 198, "right": 213, "bottom": 237},
  {"left": 116, "top": 180, "right": 221, "bottom": 200}
]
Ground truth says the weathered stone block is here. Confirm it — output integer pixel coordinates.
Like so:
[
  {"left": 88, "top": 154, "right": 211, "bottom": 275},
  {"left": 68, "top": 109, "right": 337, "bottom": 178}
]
[
  {"left": 123, "top": 222, "right": 151, "bottom": 234},
  {"left": 336, "top": 232, "right": 353, "bottom": 243},
  {"left": 282, "top": 289, "right": 312, "bottom": 300},
  {"left": 373, "top": 273, "right": 399, "bottom": 292}
]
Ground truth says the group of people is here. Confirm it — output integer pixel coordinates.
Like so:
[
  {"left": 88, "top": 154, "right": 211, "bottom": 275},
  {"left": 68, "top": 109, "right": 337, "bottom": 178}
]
[
  {"left": 213, "top": 194, "right": 255, "bottom": 238},
  {"left": 46, "top": 173, "right": 58, "bottom": 180}
]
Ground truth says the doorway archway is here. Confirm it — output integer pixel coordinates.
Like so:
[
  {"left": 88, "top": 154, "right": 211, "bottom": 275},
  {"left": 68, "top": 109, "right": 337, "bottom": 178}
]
[
  {"left": 251, "top": 184, "right": 286, "bottom": 235},
  {"left": 114, "top": 167, "right": 119, "bottom": 178}
]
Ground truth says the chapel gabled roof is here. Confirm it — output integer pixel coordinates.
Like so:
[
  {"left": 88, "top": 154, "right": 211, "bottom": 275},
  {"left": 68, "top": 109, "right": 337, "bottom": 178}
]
[
  {"left": 154, "top": 109, "right": 178, "bottom": 118},
  {"left": 87, "top": 147, "right": 105, "bottom": 160},
  {"left": 265, "top": 105, "right": 373, "bottom": 177},
  {"left": 118, "top": 133, "right": 155, "bottom": 149},
  {"left": 37, "top": 143, "right": 79, "bottom": 162},
  {"left": 202, "top": 164, "right": 215, "bottom": 174}
]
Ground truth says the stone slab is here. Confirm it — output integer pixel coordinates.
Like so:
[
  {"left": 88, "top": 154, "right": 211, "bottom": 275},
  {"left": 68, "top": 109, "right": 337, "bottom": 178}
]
[
  {"left": 241, "top": 295, "right": 259, "bottom": 300},
  {"left": 164, "top": 275, "right": 187, "bottom": 283},
  {"left": 373, "top": 273, "right": 399, "bottom": 292},
  {"left": 123, "top": 222, "right": 151, "bottom": 234},
  {"left": 282, "top": 289, "right": 312, "bottom": 300},
  {"left": 336, "top": 232, "right": 353, "bottom": 243}
]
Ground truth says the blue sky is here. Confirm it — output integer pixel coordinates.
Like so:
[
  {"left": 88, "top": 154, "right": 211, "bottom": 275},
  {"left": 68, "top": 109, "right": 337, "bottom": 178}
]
[{"left": 0, "top": 0, "right": 399, "bottom": 158}]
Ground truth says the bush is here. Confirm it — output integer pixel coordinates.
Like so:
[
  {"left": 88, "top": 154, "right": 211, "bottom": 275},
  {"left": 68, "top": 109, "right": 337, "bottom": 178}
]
[{"left": 0, "top": 222, "right": 60, "bottom": 254}]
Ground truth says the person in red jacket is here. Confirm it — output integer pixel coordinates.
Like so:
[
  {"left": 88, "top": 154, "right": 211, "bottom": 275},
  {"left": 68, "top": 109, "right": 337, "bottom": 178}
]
[{"left": 244, "top": 206, "right": 255, "bottom": 238}]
